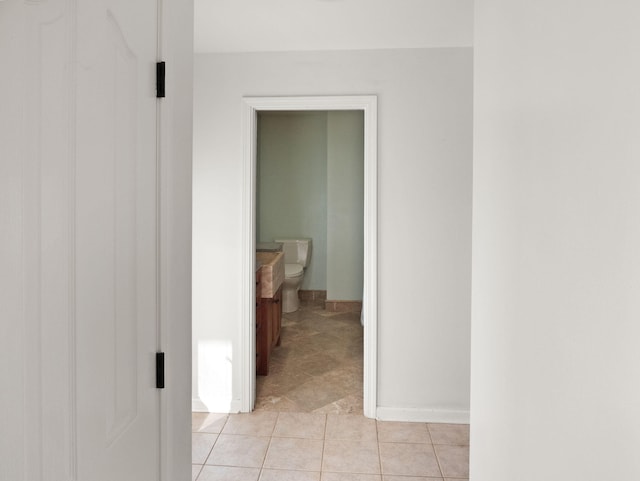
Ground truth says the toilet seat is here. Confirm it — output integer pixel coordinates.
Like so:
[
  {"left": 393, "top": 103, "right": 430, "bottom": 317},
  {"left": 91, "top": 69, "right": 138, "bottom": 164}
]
[{"left": 284, "top": 263, "right": 303, "bottom": 277}]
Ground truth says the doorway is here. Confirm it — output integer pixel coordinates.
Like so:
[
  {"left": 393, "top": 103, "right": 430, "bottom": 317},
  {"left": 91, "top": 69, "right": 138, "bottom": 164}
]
[
  {"left": 240, "top": 96, "right": 378, "bottom": 418},
  {"left": 255, "top": 109, "right": 363, "bottom": 412}
]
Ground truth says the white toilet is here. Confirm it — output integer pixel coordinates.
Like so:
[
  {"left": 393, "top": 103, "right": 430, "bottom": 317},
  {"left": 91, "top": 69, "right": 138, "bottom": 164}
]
[{"left": 274, "top": 238, "right": 312, "bottom": 313}]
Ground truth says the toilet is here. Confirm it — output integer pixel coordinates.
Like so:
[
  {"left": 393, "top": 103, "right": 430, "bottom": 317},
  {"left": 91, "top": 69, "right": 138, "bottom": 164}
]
[{"left": 273, "top": 238, "right": 312, "bottom": 313}]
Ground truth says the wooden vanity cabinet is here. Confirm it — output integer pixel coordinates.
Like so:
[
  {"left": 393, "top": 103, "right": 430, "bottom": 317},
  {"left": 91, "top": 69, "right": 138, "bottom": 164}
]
[
  {"left": 270, "top": 286, "right": 282, "bottom": 348},
  {"left": 255, "top": 268, "right": 269, "bottom": 376},
  {"left": 256, "top": 284, "right": 283, "bottom": 376}
]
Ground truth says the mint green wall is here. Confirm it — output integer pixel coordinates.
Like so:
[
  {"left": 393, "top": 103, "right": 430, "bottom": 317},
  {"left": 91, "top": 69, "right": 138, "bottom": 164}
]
[
  {"left": 257, "top": 111, "right": 328, "bottom": 290},
  {"left": 327, "top": 111, "right": 364, "bottom": 301},
  {"left": 257, "top": 111, "right": 364, "bottom": 297}
]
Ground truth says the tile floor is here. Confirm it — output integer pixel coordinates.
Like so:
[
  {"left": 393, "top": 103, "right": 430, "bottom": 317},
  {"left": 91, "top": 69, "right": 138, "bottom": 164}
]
[
  {"left": 192, "top": 412, "right": 469, "bottom": 481},
  {"left": 192, "top": 299, "right": 469, "bottom": 480},
  {"left": 255, "top": 299, "right": 364, "bottom": 414}
]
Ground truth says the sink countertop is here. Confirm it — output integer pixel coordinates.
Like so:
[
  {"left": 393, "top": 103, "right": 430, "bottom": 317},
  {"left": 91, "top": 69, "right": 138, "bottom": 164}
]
[{"left": 256, "top": 251, "right": 284, "bottom": 298}]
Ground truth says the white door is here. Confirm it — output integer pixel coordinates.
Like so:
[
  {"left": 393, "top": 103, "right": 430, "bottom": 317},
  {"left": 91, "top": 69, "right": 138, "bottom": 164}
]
[
  {"left": 75, "top": 0, "right": 160, "bottom": 479},
  {"left": 1, "top": 0, "right": 163, "bottom": 479}
]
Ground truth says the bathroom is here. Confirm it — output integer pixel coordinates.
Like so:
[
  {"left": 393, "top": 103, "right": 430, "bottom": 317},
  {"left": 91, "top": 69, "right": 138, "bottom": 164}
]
[
  {"left": 255, "top": 110, "right": 365, "bottom": 410},
  {"left": 256, "top": 109, "right": 365, "bottom": 309}
]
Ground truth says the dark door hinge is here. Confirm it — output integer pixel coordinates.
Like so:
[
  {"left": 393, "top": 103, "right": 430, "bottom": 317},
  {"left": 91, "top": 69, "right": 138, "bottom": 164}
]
[
  {"left": 156, "top": 352, "right": 165, "bottom": 389},
  {"left": 156, "top": 61, "right": 166, "bottom": 98}
]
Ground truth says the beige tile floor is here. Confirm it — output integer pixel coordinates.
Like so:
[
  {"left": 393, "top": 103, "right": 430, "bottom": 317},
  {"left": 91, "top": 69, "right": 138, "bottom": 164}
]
[
  {"left": 256, "top": 299, "right": 364, "bottom": 414},
  {"left": 192, "top": 300, "right": 469, "bottom": 481},
  {"left": 192, "top": 412, "right": 469, "bottom": 481}
]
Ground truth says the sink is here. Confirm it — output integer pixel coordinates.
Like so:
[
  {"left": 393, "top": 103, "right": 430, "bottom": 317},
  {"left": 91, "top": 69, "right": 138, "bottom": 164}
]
[
  {"left": 256, "top": 251, "right": 284, "bottom": 298},
  {"left": 256, "top": 242, "right": 284, "bottom": 252}
]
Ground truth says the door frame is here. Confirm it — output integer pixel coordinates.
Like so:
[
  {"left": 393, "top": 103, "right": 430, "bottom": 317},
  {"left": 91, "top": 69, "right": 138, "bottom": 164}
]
[{"left": 240, "top": 95, "right": 378, "bottom": 418}]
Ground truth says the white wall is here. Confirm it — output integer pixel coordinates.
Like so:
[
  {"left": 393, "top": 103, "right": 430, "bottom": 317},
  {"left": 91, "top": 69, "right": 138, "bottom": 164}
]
[
  {"left": 194, "top": 0, "right": 473, "bottom": 52},
  {"left": 472, "top": 1, "right": 640, "bottom": 479},
  {"left": 193, "top": 48, "right": 472, "bottom": 419}
]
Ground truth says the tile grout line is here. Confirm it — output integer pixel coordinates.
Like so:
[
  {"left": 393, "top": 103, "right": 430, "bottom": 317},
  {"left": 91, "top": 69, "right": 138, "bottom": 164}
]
[
  {"left": 375, "top": 419, "right": 384, "bottom": 479},
  {"left": 428, "top": 422, "right": 452, "bottom": 481},
  {"left": 192, "top": 414, "right": 228, "bottom": 480},
  {"left": 193, "top": 463, "right": 203, "bottom": 481},
  {"left": 258, "top": 412, "right": 280, "bottom": 480},
  {"left": 320, "top": 413, "right": 328, "bottom": 477},
  {"left": 428, "top": 423, "right": 447, "bottom": 480},
  {"left": 425, "top": 422, "right": 434, "bottom": 445},
  {"left": 201, "top": 415, "right": 227, "bottom": 467}
]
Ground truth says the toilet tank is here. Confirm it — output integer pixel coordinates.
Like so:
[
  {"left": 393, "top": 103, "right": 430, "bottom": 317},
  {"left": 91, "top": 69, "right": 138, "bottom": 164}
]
[{"left": 274, "top": 238, "right": 312, "bottom": 267}]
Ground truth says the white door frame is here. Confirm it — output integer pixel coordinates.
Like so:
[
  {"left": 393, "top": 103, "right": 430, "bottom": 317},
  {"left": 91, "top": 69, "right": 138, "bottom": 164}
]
[{"left": 240, "top": 95, "right": 378, "bottom": 418}]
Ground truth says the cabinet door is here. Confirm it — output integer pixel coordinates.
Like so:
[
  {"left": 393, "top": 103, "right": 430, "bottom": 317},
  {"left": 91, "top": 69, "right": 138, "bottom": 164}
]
[
  {"left": 272, "top": 287, "right": 283, "bottom": 348},
  {"left": 256, "top": 271, "right": 268, "bottom": 375}
]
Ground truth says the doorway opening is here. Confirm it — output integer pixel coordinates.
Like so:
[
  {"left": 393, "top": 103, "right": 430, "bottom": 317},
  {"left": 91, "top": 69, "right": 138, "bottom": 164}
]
[
  {"left": 255, "top": 109, "right": 363, "bottom": 412},
  {"left": 240, "top": 96, "right": 378, "bottom": 418}
]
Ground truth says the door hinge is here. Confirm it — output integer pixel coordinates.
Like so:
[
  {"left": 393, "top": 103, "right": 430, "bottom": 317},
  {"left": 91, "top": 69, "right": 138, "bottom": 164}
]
[
  {"left": 156, "top": 352, "right": 165, "bottom": 389},
  {"left": 156, "top": 61, "right": 166, "bottom": 98}
]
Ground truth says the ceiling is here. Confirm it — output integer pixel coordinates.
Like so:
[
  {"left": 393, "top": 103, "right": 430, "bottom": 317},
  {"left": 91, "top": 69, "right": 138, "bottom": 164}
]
[{"left": 194, "top": 0, "right": 473, "bottom": 53}]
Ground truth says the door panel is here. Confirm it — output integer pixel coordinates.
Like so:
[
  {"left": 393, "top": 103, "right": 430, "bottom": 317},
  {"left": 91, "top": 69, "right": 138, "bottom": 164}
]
[
  {"left": 1, "top": 0, "right": 161, "bottom": 479},
  {"left": 2, "top": 1, "right": 79, "bottom": 480},
  {"left": 76, "top": 0, "right": 159, "bottom": 479},
  {"left": 104, "top": 9, "right": 141, "bottom": 444}
]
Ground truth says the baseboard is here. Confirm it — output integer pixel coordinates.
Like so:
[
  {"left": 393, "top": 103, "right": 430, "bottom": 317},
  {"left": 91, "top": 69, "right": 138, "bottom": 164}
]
[
  {"left": 376, "top": 406, "right": 470, "bottom": 424},
  {"left": 192, "top": 397, "right": 243, "bottom": 414},
  {"left": 298, "top": 290, "right": 327, "bottom": 300},
  {"left": 325, "top": 300, "right": 362, "bottom": 312}
]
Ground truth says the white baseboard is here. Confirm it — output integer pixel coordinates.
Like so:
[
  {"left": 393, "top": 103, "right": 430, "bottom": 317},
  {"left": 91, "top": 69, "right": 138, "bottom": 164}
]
[
  {"left": 192, "top": 397, "right": 243, "bottom": 414},
  {"left": 376, "top": 406, "right": 470, "bottom": 424}
]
